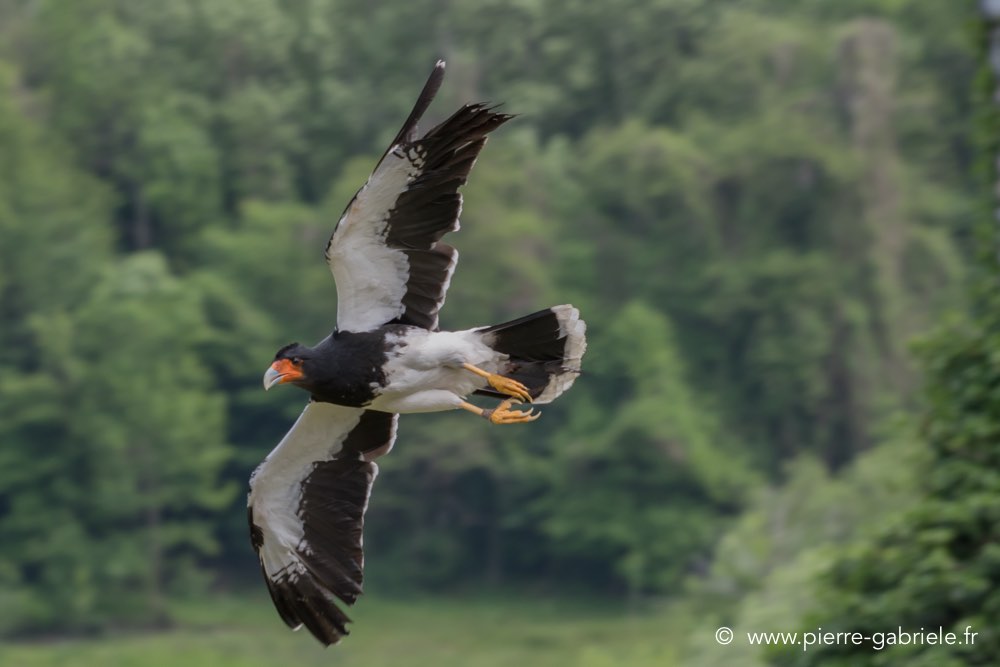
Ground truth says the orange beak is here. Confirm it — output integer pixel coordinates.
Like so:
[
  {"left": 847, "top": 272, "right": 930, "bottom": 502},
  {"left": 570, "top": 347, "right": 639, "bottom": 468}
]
[{"left": 262, "top": 358, "right": 304, "bottom": 390}]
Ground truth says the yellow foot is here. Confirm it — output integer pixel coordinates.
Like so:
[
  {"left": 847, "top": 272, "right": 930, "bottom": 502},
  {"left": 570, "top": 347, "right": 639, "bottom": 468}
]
[
  {"left": 482, "top": 398, "right": 541, "bottom": 425},
  {"left": 462, "top": 362, "right": 533, "bottom": 402},
  {"left": 487, "top": 374, "right": 532, "bottom": 403}
]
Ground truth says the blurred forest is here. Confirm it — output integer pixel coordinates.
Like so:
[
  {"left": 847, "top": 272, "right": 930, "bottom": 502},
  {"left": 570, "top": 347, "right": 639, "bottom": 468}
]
[{"left": 0, "top": 0, "right": 997, "bottom": 664}]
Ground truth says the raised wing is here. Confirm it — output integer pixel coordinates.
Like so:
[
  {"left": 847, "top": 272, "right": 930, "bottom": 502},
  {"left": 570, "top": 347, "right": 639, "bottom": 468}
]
[
  {"left": 248, "top": 401, "right": 398, "bottom": 645},
  {"left": 326, "top": 60, "right": 513, "bottom": 332}
]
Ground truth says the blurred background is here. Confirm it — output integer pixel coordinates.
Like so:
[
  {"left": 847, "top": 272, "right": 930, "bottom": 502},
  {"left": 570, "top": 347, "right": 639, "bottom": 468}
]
[{"left": 1, "top": 1, "right": 997, "bottom": 665}]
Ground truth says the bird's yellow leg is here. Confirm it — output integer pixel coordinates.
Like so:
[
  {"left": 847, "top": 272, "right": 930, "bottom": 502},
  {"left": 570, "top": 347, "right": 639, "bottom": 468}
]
[
  {"left": 461, "top": 363, "right": 532, "bottom": 402},
  {"left": 459, "top": 399, "right": 541, "bottom": 425}
]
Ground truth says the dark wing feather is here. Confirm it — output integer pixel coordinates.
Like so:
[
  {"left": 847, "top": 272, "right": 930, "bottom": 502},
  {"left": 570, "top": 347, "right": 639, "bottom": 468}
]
[
  {"left": 248, "top": 403, "right": 398, "bottom": 646},
  {"left": 325, "top": 61, "right": 513, "bottom": 332},
  {"left": 381, "top": 59, "right": 446, "bottom": 158}
]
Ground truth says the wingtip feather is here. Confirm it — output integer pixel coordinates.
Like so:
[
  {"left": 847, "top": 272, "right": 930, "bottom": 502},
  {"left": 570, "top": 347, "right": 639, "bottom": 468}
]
[{"left": 406, "top": 63, "right": 446, "bottom": 136}]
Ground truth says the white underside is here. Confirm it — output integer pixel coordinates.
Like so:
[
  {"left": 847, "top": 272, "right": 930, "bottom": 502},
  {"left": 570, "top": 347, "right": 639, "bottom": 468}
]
[
  {"left": 327, "top": 149, "right": 421, "bottom": 333},
  {"left": 368, "top": 328, "right": 504, "bottom": 414},
  {"left": 248, "top": 402, "right": 365, "bottom": 578}
]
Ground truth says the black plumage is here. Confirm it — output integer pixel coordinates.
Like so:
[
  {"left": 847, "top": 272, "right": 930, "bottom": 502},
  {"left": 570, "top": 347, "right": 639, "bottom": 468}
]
[
  {"left": 474, "top": 308, "right": 581, "bottom": 402},
  {"left": 248, "top": 61, "right": 587, "bottom": 648}
]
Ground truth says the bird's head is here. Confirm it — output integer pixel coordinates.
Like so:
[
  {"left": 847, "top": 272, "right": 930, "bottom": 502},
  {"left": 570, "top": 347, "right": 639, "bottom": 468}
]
[{"left": 263, "top": 342, "right": 313, "bottom": 391}]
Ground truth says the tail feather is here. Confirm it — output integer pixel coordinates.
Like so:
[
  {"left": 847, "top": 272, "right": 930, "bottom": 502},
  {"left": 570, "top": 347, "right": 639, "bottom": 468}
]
[{"left": 477, "top": 305, "right": 587, "bottom": 404}]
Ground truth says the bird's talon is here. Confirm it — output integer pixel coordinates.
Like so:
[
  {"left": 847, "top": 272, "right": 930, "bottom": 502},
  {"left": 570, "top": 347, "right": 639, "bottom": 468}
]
[
  {"left": 488, "top": 374, "right": 533, "bottom": 403},
  {"left": 484, "top": 398, "right": 541, "bottom": 425}
]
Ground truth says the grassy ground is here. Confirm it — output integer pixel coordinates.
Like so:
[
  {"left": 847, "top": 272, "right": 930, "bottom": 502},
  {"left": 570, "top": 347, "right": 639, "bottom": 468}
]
[{"left": 0, "top": 590, "right": 694, "bottom": 667}]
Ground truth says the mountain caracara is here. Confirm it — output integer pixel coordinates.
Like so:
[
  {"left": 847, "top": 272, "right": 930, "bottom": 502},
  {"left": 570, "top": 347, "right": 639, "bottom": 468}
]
[{"left": 247, "top": 60, "right": 587, "bottom": 646}]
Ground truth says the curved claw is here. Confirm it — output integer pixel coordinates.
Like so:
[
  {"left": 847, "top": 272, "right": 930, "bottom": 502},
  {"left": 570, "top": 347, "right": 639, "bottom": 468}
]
[
  {"left": 495, "top": 409, "right": 541, "bottom": 424},
  {"left": 488, "top": 374, "right": 533, "bottom": 403},
  {"left": 483, "top": 398, "right": 541, "bottom": 425}
]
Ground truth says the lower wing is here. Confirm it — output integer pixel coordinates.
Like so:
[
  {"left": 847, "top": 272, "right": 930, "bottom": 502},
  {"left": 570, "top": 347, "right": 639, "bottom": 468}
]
[{"left": 247, "top": 401, "right": 398, "bottom": 645}]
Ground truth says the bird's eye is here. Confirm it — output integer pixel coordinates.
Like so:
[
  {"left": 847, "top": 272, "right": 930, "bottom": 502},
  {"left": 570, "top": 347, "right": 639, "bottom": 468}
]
[{"left": 292, "top": 357, "right": 303, "bottom": 365}]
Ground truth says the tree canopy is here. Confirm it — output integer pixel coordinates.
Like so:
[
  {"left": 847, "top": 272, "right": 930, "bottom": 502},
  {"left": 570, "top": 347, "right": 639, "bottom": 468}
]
[{"left": 0, "top": 0, "right": 988, "bottom": 653}]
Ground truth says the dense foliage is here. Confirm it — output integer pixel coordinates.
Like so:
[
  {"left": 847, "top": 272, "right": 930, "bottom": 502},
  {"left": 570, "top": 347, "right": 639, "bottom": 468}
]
[
  {"left": 764, "top": 18, "right": 1000, "bottom": 666},
  {"left": 0, "top": 0, "right": 985, "bottom": 648}
]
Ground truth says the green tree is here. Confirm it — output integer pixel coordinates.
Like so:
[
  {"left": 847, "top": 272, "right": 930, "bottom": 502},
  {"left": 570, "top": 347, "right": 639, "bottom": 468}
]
[
  {"left": 0, "top": 0, "right": 983, "bottom": 627},
  {"left": 767, "top": 13, "right": 999, "bottom": 665},
  {"left": 520, "top": 303, "right": 756, "bottom": 595},
  {"left": 682, "top": 441, "right": 923, "bottom": 666},
  {"left": 1, "top": 253, "right": 235, "bottom": 634},
  {"left": 769, "top": 302, "right": 1000, "bottom": 667}
]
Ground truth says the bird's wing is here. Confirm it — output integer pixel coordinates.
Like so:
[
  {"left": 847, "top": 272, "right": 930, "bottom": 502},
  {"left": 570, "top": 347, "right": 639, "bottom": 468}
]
[
  {"left": 247, "top": 401, "right": 398, "bottom": 645},
  {"left": 325, "top": 60, "right": 513, "bottom": 332}
]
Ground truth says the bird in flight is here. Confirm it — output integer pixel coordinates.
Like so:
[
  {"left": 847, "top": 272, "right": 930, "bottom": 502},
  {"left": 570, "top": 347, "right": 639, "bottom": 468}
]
[{"left": 247, "top": 60, "right": 587, "bottom": 646}]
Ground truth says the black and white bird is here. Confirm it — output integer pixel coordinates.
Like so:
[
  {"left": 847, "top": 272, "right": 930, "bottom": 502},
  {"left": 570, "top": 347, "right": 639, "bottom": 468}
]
[{"left": 247, "top": 61, "right": 587, "bottom": 646}]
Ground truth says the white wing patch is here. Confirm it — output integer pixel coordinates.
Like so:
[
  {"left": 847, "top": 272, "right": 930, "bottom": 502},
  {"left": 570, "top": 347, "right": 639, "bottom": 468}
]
[
  {"left": 327, "top": 149, "right": 422, "bottom": 333},
  {"left": 248, "top": 403, "right": 398, "bottom": 645},
  {"left": 324, "top": 99, "right": 512, "bottom": 334},
  {"left": 248, "top": 402, "right": 363, "bottom": 577}
]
